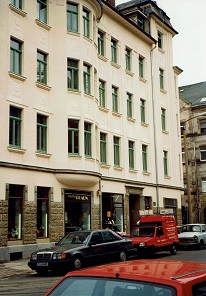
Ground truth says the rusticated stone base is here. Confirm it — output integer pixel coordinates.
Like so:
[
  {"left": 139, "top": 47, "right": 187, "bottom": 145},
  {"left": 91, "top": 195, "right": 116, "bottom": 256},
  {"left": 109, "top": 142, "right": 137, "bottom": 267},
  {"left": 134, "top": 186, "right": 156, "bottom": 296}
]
[
  {"left": 23, "top": 201, "right": 37, "bottom": 244},
  {"left": 50, "top": 201, "right": 64, "bottom": 242},
  {"left": 91, "top": 204, "right": 101, "bottom": 229},
  {"left": 0, "top": 200, "right": 8, "bottom": 247}
]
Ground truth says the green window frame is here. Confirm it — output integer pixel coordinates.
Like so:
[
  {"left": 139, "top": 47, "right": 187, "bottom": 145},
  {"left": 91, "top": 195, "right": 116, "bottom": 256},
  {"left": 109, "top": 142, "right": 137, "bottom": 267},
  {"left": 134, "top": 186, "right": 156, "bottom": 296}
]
[
  {"left": 127, "top": 93, "right": 132, "bottom": 118},
  {"left": 98, "top": 30, "right": 104, "bottom": 56},
  {"left": 137, "top": 14, "right": 144, "bottom": 30},
  {"left": 68, "top": 119, "right": 79, "bottom": 155},
  {"left": 37, "top": 50, "right": 47, "bottom": 84},
  {"left": 84, "top": 122, "right": 92, "bottom": 157},
  {"left": 125, "top": 47, "right": 131, "bottom": 71},
  {"left": 67, "top": 2, "right": 78, "bottom": 33},
  {"left": 37, "top": 0, "right": 47, "bottom": 24},
  {"left": 163, "top": 150, "right": 168, "bottom": 176},
  {"left": 99, "top": 80, "right": 105, "bottom": 107},
  {"left": 161, "top": 108, "right": 166, "bottom": 131},
  {"left": 139, "top": 56, "right": 144, "bottom": 78},
  {"left": 67, "top": 59, "right": 79, "bottom": 90},
  {"left": 142, "top": 144, "right": 147, "bottom": 172},
  {"left": 158, "top": 31, "right": 163, "bottom": 48},
  {"left": 10, "top": 38, "right": 22, "bottom": 75},
  {"left": 112, "top": 86, "right": 118, "bottom": 113},
  {"left": 83, "top": 8, "right": 90, "bottom": 38},
  {"left": 113, "top": 136, "right": 120, "bottom": 167},
  {"left": 83, "top": 63, "right": 91, "bottom": 94},
  {"left": 9, "top": 106, "right": 21, "bottom": 148},
  {"left": 129, "top": 140, "right": 135, "bottom": 170},
  {"left": 11, "top": 0, "right": 22, "bottom": 9},
  {"left": 159, "top": 68, "right": 164, "bottom": 89},
  {"left": 100, "top": 132, "right": 107, "bottom": 164},
  {"left": 111, "top": 38, "right": 117, "bottom": 63},
  {"left": 140, "top": 99, "right": 146, "bottom": 123},
  {"left": 37, "top": 114, "right": 47, "bottom": 152}
]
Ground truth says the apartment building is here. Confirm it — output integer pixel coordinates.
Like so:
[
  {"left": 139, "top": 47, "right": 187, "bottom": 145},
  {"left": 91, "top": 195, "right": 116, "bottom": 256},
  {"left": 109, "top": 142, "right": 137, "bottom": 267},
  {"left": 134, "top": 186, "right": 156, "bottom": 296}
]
[
  {"left": 180, "top": 81, "right": 206, "bottom": 224},
  {"left": 0, "top": 0, "right": 183, "bottom": 261}
]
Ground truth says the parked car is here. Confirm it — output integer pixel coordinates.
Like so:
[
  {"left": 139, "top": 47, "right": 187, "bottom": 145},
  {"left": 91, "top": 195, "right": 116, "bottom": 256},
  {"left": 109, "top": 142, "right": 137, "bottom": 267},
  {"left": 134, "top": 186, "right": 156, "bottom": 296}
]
[
  {"left": 178, "top": 223, "right": 206, "bottom": 249},
  {"left": 45, "top": 259, "right": 206, "bottom": 296},
  {"left": 28, "top": 229, "right": 135, "bottom": 274}
]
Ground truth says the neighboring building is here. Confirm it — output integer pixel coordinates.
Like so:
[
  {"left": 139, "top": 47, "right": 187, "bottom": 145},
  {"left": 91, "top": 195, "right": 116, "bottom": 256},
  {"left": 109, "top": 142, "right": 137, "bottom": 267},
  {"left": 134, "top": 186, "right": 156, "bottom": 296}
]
[
  {"left": 180, "top": 81, "right": 206, "bottom": 224},
  {"left": 0, "top": 0, "right": 183, "bottom": 261}
]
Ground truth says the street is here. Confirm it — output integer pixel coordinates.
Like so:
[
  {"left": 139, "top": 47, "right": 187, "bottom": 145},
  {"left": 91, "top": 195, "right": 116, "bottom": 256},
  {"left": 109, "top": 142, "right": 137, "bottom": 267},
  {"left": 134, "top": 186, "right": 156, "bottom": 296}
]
[{"left": 1, "top": 248, "right": 206, "bottom": 296}]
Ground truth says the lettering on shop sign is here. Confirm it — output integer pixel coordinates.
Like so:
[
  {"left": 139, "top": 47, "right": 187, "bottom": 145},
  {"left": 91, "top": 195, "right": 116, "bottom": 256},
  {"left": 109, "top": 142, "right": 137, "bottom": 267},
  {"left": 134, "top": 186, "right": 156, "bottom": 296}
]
[{"left": 66, "top": 194, "right": 90, "bottom": 201}]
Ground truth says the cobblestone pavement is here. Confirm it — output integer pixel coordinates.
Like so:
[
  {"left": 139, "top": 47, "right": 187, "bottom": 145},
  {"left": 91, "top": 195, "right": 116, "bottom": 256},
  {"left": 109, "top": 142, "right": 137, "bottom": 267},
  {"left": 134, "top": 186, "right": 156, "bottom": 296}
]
[{"left": 0, "top": 259, "right": 35, "bottom": 279}]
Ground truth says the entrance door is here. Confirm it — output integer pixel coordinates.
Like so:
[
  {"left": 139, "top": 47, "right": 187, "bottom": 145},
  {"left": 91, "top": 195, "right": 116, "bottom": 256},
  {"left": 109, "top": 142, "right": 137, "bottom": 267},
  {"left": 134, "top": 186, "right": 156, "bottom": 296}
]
[{"left": 129, "top": 194, "right": 140, "bottom": 232}]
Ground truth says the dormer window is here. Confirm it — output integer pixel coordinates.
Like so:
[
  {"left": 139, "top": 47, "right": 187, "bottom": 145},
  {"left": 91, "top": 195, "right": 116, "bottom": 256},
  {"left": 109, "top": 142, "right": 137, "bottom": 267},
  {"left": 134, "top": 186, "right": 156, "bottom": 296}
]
[{"left": 137, "top": 13, "right": 144, "bottom": 30}]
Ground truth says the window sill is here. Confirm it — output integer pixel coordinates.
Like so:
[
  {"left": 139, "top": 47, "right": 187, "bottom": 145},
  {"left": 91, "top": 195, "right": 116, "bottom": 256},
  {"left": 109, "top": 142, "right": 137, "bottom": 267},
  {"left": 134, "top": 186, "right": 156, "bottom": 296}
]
[
  {"left": 100, "top": 164, "right": 111, "bottom": 169},
  {"left": 143, "top": 171, "right": 151, "bottom": 176},
  {"left": 85, "top": 156, "right": 95, "bottom": 161},
  {"left": 112, "top": 111, "right": 122, "bottom": 118},
  {"left": 98, "top": 54, "right": 108, "bottom": 62},
  {"left": 98, "top": 106, "right": 109, "bottom": 113},
  {"left": 67, "top": 31, "right": 80, "bottom": 37},
  {"left": 67, "top": 89, "right": 81, "bottom": 95},
  {"left": 127, "top": 117, "right": 136, "bottom": 123},
  {"left": 83, "top": 36, "right": 92, "bottom": 43},
  {"left": 35, "top": 151, "right": 51, "bottom": 158},
  {"left": 160, "top": 89, "right": 167, "bottom": 94},
  {"left": 84, "top": 93, "right": 94, "bottom": 100},
  {"left": 35, "top": 19, "right": 51, "bottom": 31},
  {"left": 7, "top": 240, "right": 23, "bottom": 246},
  {"left": 139, "top": 77, "right": 147, "bottom": 83},
  {"left": 110, "top": 61, "right": 121, "bottom": 69},
  {"left": 68, "top": 154, "right": 82, "bottom": 158},
  {"left": 158, "top": 47, "right": 165, "bottom": 54},
  {"left": 37, "top": 238, "right": 50, "bottom": 243},
  {"left": 164, "top": 175, "right": 171, "bottom": 179},
  {"left": 162, "top": 130, "right": 169, "bottom": 135},
  {"left": 141, "top": 122, "right": 149, "bottom": 127},
  {"left": 7, "top": 146, "right": 26, "bottom": 154},
  {"left": 9, "top": 72, "right": 27, "bottom": 81},
  {"left": 114, "top": 166, "right": 123, "bottom": 171},
  {"left": 9, "top": 4, "right": 27, "bottom": 16},
  {"left": 36, "top": 82, "right": 52, "bottom": 91},
  {"left": 129, "top": 169, "right": 138, "bottom": 173},
  {"left": 125, "top": 69, "right": 134, "bottom": 77}
]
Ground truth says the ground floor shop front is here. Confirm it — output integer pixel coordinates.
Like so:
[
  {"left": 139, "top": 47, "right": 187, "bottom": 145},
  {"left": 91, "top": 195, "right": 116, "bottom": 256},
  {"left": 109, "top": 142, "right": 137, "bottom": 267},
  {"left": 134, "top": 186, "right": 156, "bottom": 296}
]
[{"left": 0, "top": 166, "right": 182, "bottom": 261}]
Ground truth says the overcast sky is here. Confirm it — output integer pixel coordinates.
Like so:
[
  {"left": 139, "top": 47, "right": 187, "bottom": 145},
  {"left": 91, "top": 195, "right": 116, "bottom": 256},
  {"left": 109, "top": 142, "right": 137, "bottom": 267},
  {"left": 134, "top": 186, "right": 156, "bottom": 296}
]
[{"left": 115, "top": 0, "right": 206, "bottom": 87}]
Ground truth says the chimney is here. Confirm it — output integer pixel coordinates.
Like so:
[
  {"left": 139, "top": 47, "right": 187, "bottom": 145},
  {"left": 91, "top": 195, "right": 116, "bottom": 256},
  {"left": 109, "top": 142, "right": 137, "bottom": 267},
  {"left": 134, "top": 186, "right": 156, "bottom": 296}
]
[{"left": 105, "top": 0, "right": 116, "bottom": 7}]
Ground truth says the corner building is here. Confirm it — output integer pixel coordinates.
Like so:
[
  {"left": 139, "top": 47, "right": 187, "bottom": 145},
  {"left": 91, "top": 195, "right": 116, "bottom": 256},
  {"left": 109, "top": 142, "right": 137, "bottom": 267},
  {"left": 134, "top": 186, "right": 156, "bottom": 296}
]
[{"left": 0, "top": 0, "right": 183, "bottom": 261}]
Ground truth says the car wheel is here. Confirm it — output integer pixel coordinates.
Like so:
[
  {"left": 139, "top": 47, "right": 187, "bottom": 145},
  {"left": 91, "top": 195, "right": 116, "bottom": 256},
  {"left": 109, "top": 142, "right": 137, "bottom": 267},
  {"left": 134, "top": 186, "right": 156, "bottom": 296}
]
[
  {"left": 119, "top": 250, "right": 127, "bottom": 262},
  {"left": 170, "top": 245, "right": 177, "bottom": 255},
  {"left": 73, "top": 256, "right": 82, "bottom": 270}
]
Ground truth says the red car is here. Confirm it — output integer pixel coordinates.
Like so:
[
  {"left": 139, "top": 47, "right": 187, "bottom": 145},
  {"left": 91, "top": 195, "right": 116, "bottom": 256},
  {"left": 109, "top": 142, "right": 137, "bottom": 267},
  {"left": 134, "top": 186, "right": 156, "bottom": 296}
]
[{"left": 45, "top": 259, "right": 206, "bottom": 296}]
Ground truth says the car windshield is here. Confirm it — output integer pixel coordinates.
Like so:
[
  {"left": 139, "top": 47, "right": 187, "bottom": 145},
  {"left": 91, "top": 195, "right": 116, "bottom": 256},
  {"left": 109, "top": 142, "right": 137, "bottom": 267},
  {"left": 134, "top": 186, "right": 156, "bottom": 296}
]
[
  {"left": 57, "top": 231, "right": 91, "bottom": 245},
  {"left": 132, "top": 226, "right": 155, "bottom": 237},
  {"left": 182, "top": 225, "right": 201, "bottom": 233},
  {"left": 47, "top": 277, "right": 176, "bottom": 296}
]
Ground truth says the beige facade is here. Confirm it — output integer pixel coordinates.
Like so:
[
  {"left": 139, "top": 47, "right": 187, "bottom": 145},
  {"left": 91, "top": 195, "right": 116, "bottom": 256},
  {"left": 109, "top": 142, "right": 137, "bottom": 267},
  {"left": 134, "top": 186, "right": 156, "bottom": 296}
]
[{"left": 0, "top": 0, "right": 183, "bottom": 261}]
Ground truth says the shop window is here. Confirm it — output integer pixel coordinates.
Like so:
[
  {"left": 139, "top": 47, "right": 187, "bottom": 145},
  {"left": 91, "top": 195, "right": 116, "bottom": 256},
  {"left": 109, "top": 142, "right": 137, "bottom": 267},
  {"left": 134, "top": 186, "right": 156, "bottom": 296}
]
[
  {"left": 8, "top": 184, "right": 24, "bottom": 240},
  {"left": 164, "top": 198, "right": 177, "bottom": 220},
  {"left": 37, "top": 186, "right": 49, "bottom": 238}
]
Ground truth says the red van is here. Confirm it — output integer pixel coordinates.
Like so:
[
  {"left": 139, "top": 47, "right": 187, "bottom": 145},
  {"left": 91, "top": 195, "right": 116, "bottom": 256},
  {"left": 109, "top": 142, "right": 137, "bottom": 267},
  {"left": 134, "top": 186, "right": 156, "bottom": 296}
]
[{"left": 130, "top": 215, "right": 179, "bottom": 256}]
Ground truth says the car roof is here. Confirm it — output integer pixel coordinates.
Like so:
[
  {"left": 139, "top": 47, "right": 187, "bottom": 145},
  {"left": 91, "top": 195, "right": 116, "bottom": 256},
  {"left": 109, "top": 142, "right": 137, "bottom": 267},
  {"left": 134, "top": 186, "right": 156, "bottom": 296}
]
[{"left": 65, "top": 259, "right": 206, "bottom": 284}]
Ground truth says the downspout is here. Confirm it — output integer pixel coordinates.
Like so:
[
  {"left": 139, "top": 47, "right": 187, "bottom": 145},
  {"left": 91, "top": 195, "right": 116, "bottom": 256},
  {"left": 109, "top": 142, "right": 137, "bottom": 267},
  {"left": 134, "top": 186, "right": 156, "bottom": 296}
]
[
  {"left": 150, "top": 44, "right": 160, "bottom": 214},
  {"left": 97, "top": 0, "right": 104, "bottom": 21}
]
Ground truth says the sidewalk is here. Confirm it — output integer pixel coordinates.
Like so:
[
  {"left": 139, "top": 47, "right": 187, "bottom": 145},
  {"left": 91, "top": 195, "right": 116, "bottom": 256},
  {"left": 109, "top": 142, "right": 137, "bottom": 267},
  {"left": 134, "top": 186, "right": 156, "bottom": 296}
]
[{"left": 0, "top": 259, "right": 34, "bottom": 279}]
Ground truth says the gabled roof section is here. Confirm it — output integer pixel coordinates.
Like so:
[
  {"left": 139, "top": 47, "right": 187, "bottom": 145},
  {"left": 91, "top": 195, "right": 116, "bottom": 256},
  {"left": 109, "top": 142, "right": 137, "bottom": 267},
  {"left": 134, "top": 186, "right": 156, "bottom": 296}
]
[{"left": 179, "top": 81, "right": 206, "bottom": 107}]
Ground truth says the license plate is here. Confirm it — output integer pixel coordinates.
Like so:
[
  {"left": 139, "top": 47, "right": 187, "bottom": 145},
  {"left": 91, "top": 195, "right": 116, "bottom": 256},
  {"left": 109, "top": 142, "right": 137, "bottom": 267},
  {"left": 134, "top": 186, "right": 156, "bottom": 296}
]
[{"left": 37, "top": 262, "right": 48, "bottom": 267}]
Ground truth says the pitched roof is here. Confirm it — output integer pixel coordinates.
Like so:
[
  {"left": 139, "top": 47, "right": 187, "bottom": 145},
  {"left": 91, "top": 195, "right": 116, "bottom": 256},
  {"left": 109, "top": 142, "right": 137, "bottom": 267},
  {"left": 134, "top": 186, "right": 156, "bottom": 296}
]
[{"left": 179, "top": 81, "right": 206, "bottom": 107}]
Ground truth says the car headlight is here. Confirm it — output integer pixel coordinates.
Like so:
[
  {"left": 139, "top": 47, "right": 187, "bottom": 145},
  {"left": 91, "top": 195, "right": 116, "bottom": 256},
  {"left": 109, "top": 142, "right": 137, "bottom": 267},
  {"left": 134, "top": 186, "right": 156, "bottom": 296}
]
[
  {"left": 139, "top": 242, "right": 146, "bottom": 247},
  {"left": 31, "top": 254, "right": 37, "bottom": 260},
  {"left": 193, "top": 235, "right": 198, "bottom": 241},
  {"left": 53, "top": 253, "right": 63, "bottom": 260}
]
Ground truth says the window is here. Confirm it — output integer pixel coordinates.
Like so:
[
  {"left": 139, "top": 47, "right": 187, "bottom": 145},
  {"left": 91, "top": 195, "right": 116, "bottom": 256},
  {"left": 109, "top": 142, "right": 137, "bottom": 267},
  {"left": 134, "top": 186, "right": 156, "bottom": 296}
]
[
  {"left": 140, "top": 99, "right": 146, "bottom": 123},
  {"left": 83, "top": 8, "right": 90, "bottom": 38},
  {"left": 129, "top": 140, "right": 134, "bottom": 170},
  {"left": 159, "top": 68, "right": 164, "bottom": 89},
  {"left": 163, "top": 150, "right": 168, "bottom": 176},
  {"left": 200, "top": 119, "right": 206, "bottom": 133},
  {"left": 67, "top": 2, "right": 78, "bottom": 33},
  {"left": 139, "top": 56, "right": 144, "bottom": 78},
  {"left": 100, "top": 132, "right": 107, "bottom": 164},
  {"left": 37, "top": 187, "right": 49, "bottom": 238},
  {"left": 182, "top": 148, "right": 185, "bottom": 163},
  {"left": 98, "top": 30, "right": 104, "bottom": 56},
  {"left": 10, "top": 38, "right": 22, "bottom": 75},
  {"left": 202, "top": 178, "right": 206, "bottom": 193},
  {"left": 8, "top": 184, "right": 23, "bottom": 240},
  {"left": 113, "top": 136, "right": 120, "bottom": 167},
  {"left": 111, "top": 38, "right": 117, "bottom": 63},
  {"left": 37, "top": 50, "right": 47, "bottom": 84},
  {"left": 161, "top": 108, "right": 166, "bottom": 131},
  {"left": 68, "top": 119, "right": 79, "bottom": 154},
  {"left": 200, "top": 146, "right": 206, "bottom": 161},
  {"left": 9, "top": 106, "right": 21, "bottom": 148},
  {"left": 158, "top": 31, "right": 163, "bottom": 48},
  {"left": 142, "top": 144, "right": 147, "bottom": 172},
  {"left": 83, "top": 63, "right": 91, "bottom": 94},
  {"left": 137, "top": 13, "right": 144, "bottom": 30},
  {"left": 37, "top": 114, "right": 47, "bottom": 152},
  {"left": 99, "top": 80, "right": 105, "bottom": 107},
  {"left": 67, "top": 59, "right": 79, "bottom": 90},
  {"left": 125, "top": 47, "right": 131, "bottom": 71},
  {"left": 11, "top": 0, "right": 22, "bottom": 9},
  {"left": 112, "top": 86, "right": 118, "bottom": 113},
  {"left": 84, "top": 122, "right": 92, "bottom": 157},
  {"left": 127, "top": 93, "right": 132, "bottom": 118},
  {"left": 37, "top": 0, "right": 47, "bottom": 24}
]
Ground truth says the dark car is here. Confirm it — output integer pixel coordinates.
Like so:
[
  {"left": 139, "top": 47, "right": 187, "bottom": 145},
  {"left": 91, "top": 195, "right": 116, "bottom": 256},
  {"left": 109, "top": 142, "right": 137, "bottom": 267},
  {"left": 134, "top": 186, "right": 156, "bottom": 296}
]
[{"left": 28, "top": 229, "right": 135, "bottom": 274}]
